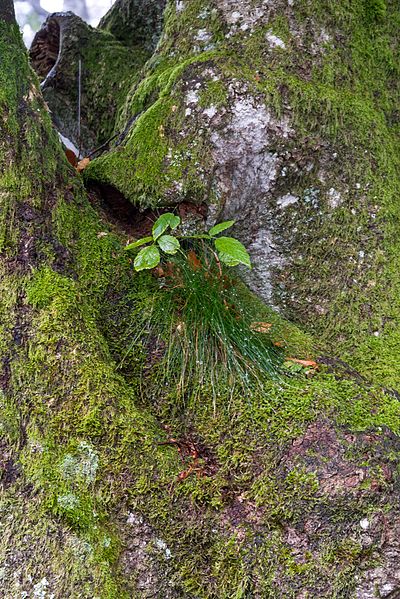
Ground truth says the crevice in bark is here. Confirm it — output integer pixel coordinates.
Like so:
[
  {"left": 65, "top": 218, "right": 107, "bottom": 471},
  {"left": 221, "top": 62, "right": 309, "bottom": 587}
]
[
  {"left": 87, "top": 183, "right": 156, "bottom": 238},
  {"left": 87, "top": 181, "right": 208, "bottom": 239}
]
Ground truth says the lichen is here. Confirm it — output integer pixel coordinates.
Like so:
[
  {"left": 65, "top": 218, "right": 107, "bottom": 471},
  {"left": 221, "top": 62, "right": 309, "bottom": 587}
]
[{"left": 1, "top": 2, "right": 400, "bottom": 597}]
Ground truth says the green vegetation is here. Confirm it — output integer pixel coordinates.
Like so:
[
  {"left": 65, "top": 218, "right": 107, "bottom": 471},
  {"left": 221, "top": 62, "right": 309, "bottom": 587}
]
[
  {"left": 126, "top": 213, "right": 251, "bottom": 270},
  {"left": 83, "top": 0, "right": 400, "bottom": 396},
  {"left": 1, "top": 1, "right": 400, "bottom": 597},
  {"left": 121, "top": 250, "right": 281, "bottom": 408}
]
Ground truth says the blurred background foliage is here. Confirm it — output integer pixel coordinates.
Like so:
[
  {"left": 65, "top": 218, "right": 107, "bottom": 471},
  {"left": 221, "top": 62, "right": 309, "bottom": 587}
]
[{"left": 15, "top": 0, "right": 116, "bottom": 46}]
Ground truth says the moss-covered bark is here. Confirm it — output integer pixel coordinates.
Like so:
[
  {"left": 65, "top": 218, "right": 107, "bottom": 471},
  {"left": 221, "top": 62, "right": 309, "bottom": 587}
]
[
  {"left": 83, "top": 0, "right": 400, "bottom": 390},
  {"left": 1, "top": 1, "right": 400, "bottom": 597}
]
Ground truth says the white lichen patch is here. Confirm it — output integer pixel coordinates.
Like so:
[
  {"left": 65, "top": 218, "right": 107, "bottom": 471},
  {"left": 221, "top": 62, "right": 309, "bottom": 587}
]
[
  {"left": 155, "top": 538, "right": 172, "bottom": 559},
  {"left": 207, "top": 91, "right": 294, "bottom": 302},
  {"left": 67, "top": 534, "right": 93, "bottom": 559},
  {"left": 185, "top": 90, "right": 199, "bottom": 105},
  {"left": 210, "top": 95, "right": 292, "bottom": 203},
  {"left": 277, "top": 193, "right": 299, "bottom": 208},
  {"left": 59, "top": 441, "right": 99, "bottom": 484},
  {"left": 266, "top": 32, "right": 286, "bottom": 49},
  {"left": 218, "top": 0, "right": 270, "bottom": 35},
  {"left": 32, "top": 577, "right": 53, "bottom": 599},
  {"left": 57, "top": 493, "right": 80, "bottom": 510},
  {"left": 360, "top": 518, "right": 370, "bottom": 530},
  {"left": 195, "top": 29, "right": 212, "bottom": 43},
  {"left": 203, "top": 105, "right": 218, "bottom": 119},
  {"left": 127, "top": 511, "right": 144, "bottom": 525},
  {"left": 327, "top": 187, "right": 342, "bottom": 209},
  {"left": 244, "top": 228, "right": 287, "bottom": 305}
]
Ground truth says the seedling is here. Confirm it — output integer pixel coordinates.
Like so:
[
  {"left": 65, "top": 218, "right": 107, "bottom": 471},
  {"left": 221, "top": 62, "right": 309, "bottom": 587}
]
[{"left": 125, "top": 213, "right": 251, "bottom": 271}]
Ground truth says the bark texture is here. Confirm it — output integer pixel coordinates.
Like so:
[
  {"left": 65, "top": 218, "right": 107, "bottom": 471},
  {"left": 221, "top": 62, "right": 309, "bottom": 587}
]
[
  {"left": 0, "top": 0, "right": 15, "bottom": 23},
  {"left": 99, "top": 0, "right": 168, "bottom": 50},
  {"left": 30, "top": 11, "right": 151, "bottom": 155},
  {"left": 1, "top": 1, "right": 400, "bottom": 598}
]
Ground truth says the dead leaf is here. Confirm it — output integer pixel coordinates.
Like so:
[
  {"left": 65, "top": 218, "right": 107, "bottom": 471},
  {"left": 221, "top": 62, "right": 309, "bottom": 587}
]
[
  {"left": 65, "top": 148, "right": 78, "bottom": 167},
  {"left": 97, "top": 231, "right": 108, "bottom": 238},
  {"left": 188, "top": 250, "right": 202, "bottom": 271},
  {"left": 250, "top": 321, "right": 273, "bottom": 333},
  {"left": 76, "top": 157, "right": 90, "bottom": 172},
  {"left": 153, "top": 266, "right": 165, "bottom": 278},
  {"left": 286, "top": 358, "right": 318, "bottom": 369}
]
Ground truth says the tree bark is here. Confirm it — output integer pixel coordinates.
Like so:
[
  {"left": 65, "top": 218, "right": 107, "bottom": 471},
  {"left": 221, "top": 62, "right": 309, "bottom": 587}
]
[
  {"left": 0, "top": 0, "right": 15, "bottom": 23},
  {"left": 2, "top": 1, "right": 400, "bottom": 597}
]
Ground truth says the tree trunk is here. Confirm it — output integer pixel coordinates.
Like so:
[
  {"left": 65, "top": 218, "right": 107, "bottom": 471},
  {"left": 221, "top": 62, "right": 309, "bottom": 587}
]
[
  {"left": 0, "top": 0, "right": 15, "bottom": 23},
  {"left": 2, "top": 1, "right": 400, "bottom": 597}
]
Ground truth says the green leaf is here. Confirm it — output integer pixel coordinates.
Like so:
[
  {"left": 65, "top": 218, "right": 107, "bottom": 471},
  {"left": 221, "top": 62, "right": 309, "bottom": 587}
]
[
  {"left": 217, "top": 253, "right": 240, "bottom": 267},
  {"left": 208, "top": 220, "right": 235, "bottom": 237},
  {"left": 134, "top": 245, "right": 161, "bottom": 271},
  {"left": 214, "top": 237, "right": 252, "bottom": 268},
  {"left": 152, "top": 213, "right": 181, "bottom": 240},
  {"left": 125, "top": 236, "right": 153, "bottom": 250},
  {"left": 157, "top": 235, "right": 180, "bottom": 255}
]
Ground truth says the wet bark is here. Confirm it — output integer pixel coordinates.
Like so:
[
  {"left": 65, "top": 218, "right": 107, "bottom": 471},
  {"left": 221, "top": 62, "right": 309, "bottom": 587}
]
[{"left": 2, "top": 1, "right": 400, "bottom": 597}]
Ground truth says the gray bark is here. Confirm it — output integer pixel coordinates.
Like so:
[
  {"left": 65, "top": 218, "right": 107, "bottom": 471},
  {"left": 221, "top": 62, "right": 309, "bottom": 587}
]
[{"left": 1, "top": 0, "right": 400, "bottom": 597}]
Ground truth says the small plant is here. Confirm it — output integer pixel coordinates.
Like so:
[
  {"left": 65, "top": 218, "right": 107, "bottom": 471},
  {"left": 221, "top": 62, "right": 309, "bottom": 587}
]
[
  {"left": 122, "top": 212, "right": 283, "bottom": 408},
  {"left": 125, "top": 212, "right": 251, "bottom": 271}
]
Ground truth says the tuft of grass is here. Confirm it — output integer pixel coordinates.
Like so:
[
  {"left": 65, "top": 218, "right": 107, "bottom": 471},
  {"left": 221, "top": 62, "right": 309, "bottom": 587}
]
[{"left": 122, "top": 242, "right": 283, "bottom": 408}]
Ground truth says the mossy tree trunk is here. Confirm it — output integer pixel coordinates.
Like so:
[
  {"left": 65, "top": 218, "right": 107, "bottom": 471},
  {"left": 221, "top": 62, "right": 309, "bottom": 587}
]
[{"left": 1, "top": 1, "right": 400, "bottom": 597}]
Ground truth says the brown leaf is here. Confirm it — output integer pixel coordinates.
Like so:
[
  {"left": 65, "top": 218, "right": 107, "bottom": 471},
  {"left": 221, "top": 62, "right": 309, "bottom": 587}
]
[
  {"left": 178, "top": 468, "right": 192, "bottom": 481},
  {"left": 188, "top": 250, "right": 202, "bottom": 271},
  {"left": 250, "top": 321, "right": 273, "bottom": 333},
  {"left": 153, "top": 266, "right": 165, "bottom": 278},
  {"left": 76, "top": 157, "right": 90, "bottom": 172},
  {"left": 65, "top": 148, "right": 78, "bottom": 167},
  {"left": 286, "top": 358, "right": 319, "bottom": 369}
]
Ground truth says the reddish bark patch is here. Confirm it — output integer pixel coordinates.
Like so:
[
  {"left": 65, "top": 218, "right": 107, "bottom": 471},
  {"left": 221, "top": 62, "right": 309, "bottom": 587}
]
[{"left": 285, "top": 421, "right": 398, "bottom": 498}]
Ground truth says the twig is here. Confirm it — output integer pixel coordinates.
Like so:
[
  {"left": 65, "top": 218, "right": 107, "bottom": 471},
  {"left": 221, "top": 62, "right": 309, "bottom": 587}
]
[
  {"left": 77, "top": 57, "right": 82, "bottom": 158},
  {"left": 87, "top": 132, "right": 120, "bottom": 158}
]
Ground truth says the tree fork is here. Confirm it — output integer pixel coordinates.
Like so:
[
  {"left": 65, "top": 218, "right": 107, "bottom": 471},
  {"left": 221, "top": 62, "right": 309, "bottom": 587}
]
[{"left": 1, "top": 1, "right": 400, "bottom": 597}]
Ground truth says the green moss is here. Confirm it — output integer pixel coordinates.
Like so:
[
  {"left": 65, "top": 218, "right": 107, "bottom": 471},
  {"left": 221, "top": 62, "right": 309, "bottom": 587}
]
[
  {"left": 250, "top": 465, "right": 320, "bottom": 521},
  {"left": 198, "top": 79, "right": 228, "bottom": 108},
  {"left": 2, "top": 3, "right": 400, "bottom": 596},
  {"left": 26, "top": 267, "right": 77, "bottom": 310},
  {"left": 86, "top": 51, "right": 217, "bottom": 206},
  {"left": 0, "top": 22, "right": 29, "bottom": 134},
  {"left": 364, "top": 0, "right": 387, "bottom": 22},
  {"left": 83, "top": 31, "right": 150, "bottom": 146}
]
